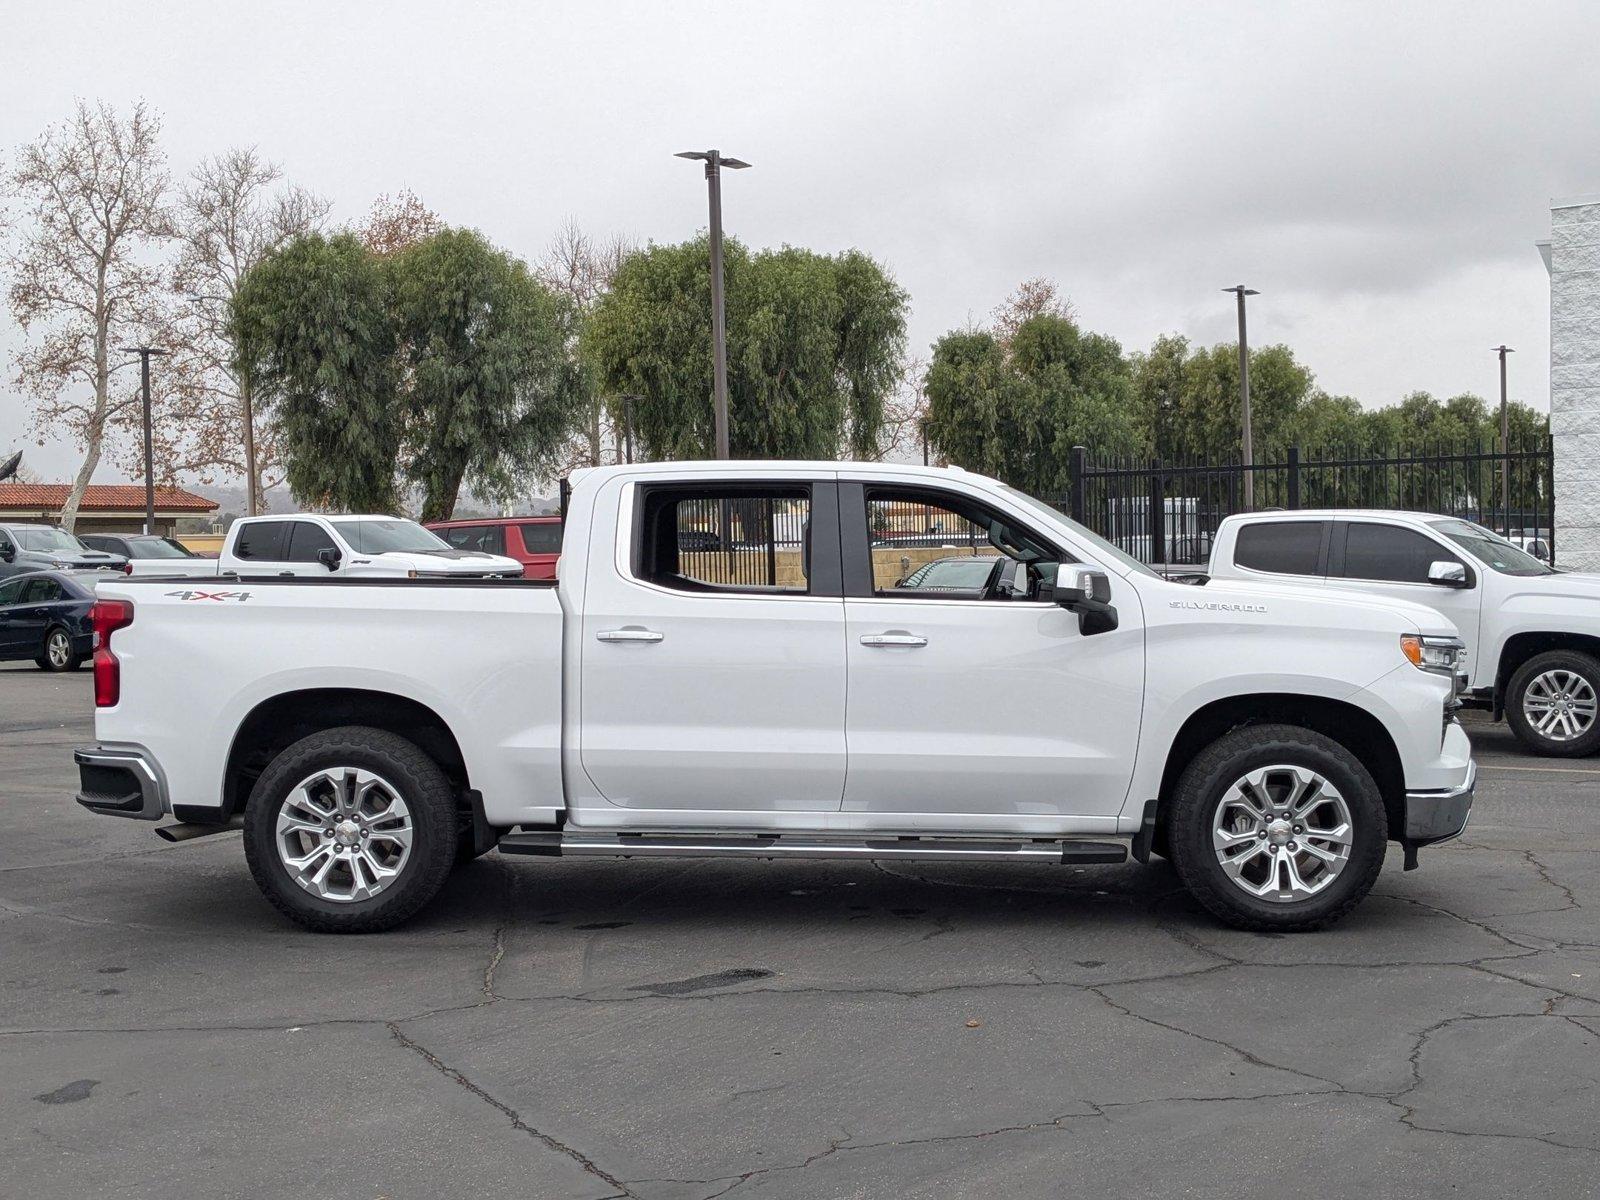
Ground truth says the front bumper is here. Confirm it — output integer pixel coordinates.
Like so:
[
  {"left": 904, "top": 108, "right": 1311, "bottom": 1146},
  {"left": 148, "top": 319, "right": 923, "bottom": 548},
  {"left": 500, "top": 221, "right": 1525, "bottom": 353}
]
[
  {"left": 1403, "top": 758, "right": 1475, "bottom": 845},
  {"left": 75, "top": 745, "right": 168, "bottom": 821}
]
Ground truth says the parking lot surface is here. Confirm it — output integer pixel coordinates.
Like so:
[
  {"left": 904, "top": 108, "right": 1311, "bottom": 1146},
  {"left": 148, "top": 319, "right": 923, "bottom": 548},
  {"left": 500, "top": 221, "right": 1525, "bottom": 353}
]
[{"left": 3, "top": 662, "right": 1598, "bottom": 1199}]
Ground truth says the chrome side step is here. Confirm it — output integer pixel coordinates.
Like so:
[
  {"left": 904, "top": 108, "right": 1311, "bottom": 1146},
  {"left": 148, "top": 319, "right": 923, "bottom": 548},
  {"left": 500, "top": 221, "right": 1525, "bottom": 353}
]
[{"left": 498, "top": 832, "right": 1128, "bottom": 865}]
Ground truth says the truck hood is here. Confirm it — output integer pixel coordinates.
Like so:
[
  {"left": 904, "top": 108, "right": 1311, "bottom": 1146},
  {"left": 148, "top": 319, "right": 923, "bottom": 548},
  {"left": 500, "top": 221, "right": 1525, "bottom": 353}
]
[
  {"left": 34, "top": 550, "right": 125, "bottom": 569},
  {"left": 1175, "top": 576, "right": 1460, "bottom": 638},
  {"left": 363, "top": 549, "right": 523, "bottom": 575},
  {"left": 1499, "top": 569, "right": 1600, "bottom": 602}
]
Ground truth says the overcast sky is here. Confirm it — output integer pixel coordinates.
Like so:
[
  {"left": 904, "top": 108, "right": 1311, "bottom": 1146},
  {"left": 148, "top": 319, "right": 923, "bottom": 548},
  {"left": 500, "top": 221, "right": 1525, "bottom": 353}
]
[{"left": 3, "top": 0, "right": 1595, "bottom": 484}]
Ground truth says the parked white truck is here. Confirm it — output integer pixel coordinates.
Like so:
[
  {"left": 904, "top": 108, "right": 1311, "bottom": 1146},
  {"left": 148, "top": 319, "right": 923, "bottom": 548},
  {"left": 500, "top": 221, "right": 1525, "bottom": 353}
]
[
  {"left": 1209, "top": 509, "right": 1600, "bottom": 756},
  {"left": 218, "top": 513, "right": 523, "bottom": 579},
  {"left": 75, "top": 463, "right": 1474, "bottom": 933}
]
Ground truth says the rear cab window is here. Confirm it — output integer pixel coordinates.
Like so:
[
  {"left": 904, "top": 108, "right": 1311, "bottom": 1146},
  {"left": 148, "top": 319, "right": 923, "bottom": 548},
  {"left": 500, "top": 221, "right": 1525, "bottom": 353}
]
[
  {"left": 1233, "top": 521, "right": 1328, "bottom": 576},
  {"left": 632, "top": 484, "right": 817, "bottom": 596},
  {"left": 518, "top": 522, "right": 562, "bottom": 554},
  {"left": 441, "top": 525, "right": 506, "bottom": 555}
]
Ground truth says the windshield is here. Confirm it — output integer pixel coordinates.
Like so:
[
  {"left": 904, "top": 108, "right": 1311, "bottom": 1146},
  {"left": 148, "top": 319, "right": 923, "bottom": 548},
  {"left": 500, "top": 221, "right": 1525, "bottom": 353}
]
[
  {"left": 128, "top": 536, "right": 197, "bottom": 559},
  {"left": 15, "top": 527, "right": 85, "bottom": 552},
  {"left": 329, "top": 518, "right": 453, "bottom": 555},
  {"left": 1429, "top": 519, "right": 1554, "bottom": 576},
  {"left": 998, "top": 485, "right": 1162, "bottom": 578}
]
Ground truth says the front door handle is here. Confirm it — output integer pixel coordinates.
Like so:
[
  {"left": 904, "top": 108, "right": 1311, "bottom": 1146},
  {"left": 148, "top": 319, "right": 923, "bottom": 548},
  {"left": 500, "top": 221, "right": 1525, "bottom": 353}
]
[
  {"left": 860, "top": 632, "right": 928, "bottom": 648},
  {"left": 597, "top": 628, "right": 664, "bottom": 644}
]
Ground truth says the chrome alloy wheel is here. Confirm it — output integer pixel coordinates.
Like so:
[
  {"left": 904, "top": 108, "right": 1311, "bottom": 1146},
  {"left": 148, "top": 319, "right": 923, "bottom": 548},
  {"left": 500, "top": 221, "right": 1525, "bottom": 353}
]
[
  {"left": 46, "top": 629, "right": 71, "bottom": 668},
  {"left": 1211, "top": 764, "right": 1354, "bottom": 903},
  {"left": 275, "top": 767, "right": 414, "bottom": 903},
  {"left": 1521, "top": 669, "right": 1598, "bottom": 743}
]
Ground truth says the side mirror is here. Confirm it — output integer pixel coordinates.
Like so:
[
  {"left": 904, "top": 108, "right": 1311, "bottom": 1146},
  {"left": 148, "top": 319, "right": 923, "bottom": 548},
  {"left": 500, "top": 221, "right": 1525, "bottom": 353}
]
[
  {"left": 317, "top": 547, "right": 342, "bottom": 572},
  {"left": 0, "top": 544, "right": 12, "bottom": 563},
  {"left": 1052, "top": 564, "right": 1119, "bottom": 635},
  {"left": 1427, "top": 560, "right": 1468, "bottom": 588}
]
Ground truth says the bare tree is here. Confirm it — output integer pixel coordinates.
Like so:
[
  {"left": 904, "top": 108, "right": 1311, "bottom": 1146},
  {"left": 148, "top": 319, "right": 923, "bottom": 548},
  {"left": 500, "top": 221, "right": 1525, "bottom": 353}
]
[
  {"left": 165, "top": 147, "right": 329, "bottom": 513},
  {"left": 536, "top": 218, "right": 635, "bottom": 470},
  {"left": 862, "top": 354, "right": 931, "bottom": 463},
  {"left": 4, "top": 100, "right": 171, "bottom": 530},
  {"left": 358, "top": 189, "right": 443, "bottom": 256},
  {"left": 991, "top": 277, "right": 1076, "bottom": 347}
]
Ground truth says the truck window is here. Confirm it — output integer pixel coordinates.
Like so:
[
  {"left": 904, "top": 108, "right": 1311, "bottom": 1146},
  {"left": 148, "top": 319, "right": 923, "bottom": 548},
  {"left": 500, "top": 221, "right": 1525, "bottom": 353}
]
[
  {"left": 862, "top": 487, "right": 1059, "bottom": 601},
  {"left": 1340, "top": 523, "right": 1462, "bottom": 584},
  {"left": 518, "top": 522, "right": 562, "bottom": 554},
  {"left": 233, "top": 521, "right": 289, "bottom": 561},
  {"left": 635, "top": 486, "right": 810, "bottom": 594},
  {"left": 285, "top": 521, "right": 340, "bottom": 563},
  {"left": 1234, "top": 521, "right": 1324, "bottom": 576},
  {"left": 441, "top": 525, "right": 505, "bottom": 555}
]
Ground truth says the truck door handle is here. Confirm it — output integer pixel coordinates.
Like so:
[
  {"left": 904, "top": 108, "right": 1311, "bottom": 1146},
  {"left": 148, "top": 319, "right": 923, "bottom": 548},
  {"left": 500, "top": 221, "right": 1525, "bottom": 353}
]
[
  {"left": 860, "top": 632, "right": 928, "bottom": 648},
  {"left": 596, "top": 628, "right": 664, "bottom": 644}
]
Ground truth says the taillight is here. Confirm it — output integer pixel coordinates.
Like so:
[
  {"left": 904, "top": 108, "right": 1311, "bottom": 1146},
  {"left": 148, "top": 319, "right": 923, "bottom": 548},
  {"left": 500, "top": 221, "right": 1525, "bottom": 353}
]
[
  {"left": 91, "top": 599, "right": 134, "bottom": 708},
  {"left": 122, "top": 561, "right": 133, "bottom": 574}
]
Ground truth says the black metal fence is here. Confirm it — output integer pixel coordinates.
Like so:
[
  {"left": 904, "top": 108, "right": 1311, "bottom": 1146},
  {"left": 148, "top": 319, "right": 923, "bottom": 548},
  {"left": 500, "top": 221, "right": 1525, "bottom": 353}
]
[{"left": 1063, "top": 440, "right": 1555, "bottom": 567}]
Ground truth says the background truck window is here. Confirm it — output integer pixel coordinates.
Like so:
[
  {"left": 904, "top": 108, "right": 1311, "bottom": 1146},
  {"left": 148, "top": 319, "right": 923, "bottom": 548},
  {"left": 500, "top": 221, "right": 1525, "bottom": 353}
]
[{"left": 1235, "top": 521, "right": 1324, "bottom": 575}]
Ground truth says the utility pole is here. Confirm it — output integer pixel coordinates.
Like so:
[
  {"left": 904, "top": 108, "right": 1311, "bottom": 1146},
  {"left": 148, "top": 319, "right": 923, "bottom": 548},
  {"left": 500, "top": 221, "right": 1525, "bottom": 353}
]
[
  {"left": 118, "top": 346, "right": 169, "bottom": 535},
  {"left": 1222, "top": 285, "right": 1259, "bottom": 507},
  {"left": 622, "top": 393, "right": 637, "bottom": 464},
  {"left": 1493, "top": 345, "right": 1515, "bottom": 528},
  {"left": 675, "top": 149, "right": 750, "bottom": 460}
]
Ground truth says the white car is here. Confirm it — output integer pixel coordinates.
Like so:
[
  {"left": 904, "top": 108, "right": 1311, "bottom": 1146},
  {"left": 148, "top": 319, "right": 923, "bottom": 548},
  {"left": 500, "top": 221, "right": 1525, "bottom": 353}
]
[
  {"left": 75, "top": 462, "right": 1473, "bottom": 934},
  {"left": 219, "top": 514, "right": 523, "bottom": 579},
  {"left": 1209, "top": 509, "right": 1600, "bottom": 756}
]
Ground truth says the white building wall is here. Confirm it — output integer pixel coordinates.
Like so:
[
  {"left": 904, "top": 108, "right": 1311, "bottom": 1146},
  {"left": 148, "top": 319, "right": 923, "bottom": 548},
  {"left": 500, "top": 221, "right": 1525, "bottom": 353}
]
[{"left": 1549, "top": 196, "right": 1600, "bottom": 569}]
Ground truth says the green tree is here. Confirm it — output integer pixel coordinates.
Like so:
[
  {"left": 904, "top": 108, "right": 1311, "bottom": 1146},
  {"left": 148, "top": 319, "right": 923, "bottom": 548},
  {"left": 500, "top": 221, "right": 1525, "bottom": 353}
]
[
  {"left": 582, "top": 236, "right": 908, "bottom": 460},
  {"left": 390, "top": 228, "right": 573, "bottom": 520},
  {"left": 232, "top": 232, "right": 401, "bottom": 511},
  {"left": 235, "top": 227, "right": 573, "bottom": 518},
  {"left": 925, "top": 313, "right": 1138, "bottom": 495}
]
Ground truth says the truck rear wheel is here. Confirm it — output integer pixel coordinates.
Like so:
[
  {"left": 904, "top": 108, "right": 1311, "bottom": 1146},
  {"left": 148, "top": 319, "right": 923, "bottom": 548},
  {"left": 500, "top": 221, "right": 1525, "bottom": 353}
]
[
  {"left": 242, "top": 726, "right": 457, "bottom": 933},
  {"left": 1167, "top": 724, "right": 1387, "bottom": 932},
  {"left": 1505, "top": 650, "right": 1600, "bottom": 757}
]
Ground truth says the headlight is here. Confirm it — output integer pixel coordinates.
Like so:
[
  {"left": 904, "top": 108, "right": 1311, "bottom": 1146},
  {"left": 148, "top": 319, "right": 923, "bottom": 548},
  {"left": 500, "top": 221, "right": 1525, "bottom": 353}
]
[{"left": 1401, "top": 634, "right": 1465, "bottom": 676}]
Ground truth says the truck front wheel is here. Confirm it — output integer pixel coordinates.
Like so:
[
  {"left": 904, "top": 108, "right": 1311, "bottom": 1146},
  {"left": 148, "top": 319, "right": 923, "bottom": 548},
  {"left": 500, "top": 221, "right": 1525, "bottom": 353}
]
[
  {"left": 1505, "top": 650, "right": 1600, "bottom": 757},
  {"left": 242, "top": 727, "right": 458, "bottom": 933},
  {"left": 1167, "top": 724, "right": 1387, "bottom": 932}
]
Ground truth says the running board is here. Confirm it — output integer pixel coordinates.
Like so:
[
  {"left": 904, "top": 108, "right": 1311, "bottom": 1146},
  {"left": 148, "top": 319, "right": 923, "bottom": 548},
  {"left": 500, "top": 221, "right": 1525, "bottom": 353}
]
[{"left": 497, "top": 832, "right": 1128, "bottom": 865}]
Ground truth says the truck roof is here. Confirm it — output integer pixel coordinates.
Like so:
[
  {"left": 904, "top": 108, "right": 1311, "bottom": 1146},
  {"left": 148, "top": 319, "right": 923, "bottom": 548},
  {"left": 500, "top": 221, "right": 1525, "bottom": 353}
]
[
  {"left": 1222, "top": 508, "right": 1453, "bottom": 522},
  {"left": 571, "top": 460, "right": 980, "bottom": 486}
]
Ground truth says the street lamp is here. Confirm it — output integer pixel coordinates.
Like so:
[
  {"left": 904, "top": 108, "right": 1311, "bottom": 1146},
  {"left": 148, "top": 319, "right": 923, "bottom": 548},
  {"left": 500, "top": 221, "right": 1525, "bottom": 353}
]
[
  {"left": 1222, "top": 286, "right": 1260, "bottom": 508},
  {"left": 1493, "top": 345, "right": 1515, "bottom": 528},
  {"left": 117, "top": 345, "right": 169, "bottom": 535},
  {"left": 675, "top": 149, "right": 751, "bottom": 460}
]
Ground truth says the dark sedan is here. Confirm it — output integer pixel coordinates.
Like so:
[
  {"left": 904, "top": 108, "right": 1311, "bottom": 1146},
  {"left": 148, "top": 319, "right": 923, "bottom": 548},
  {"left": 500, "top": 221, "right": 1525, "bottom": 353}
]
[{"left": 0, "top": 570, "right": 98, "bottom": 672}]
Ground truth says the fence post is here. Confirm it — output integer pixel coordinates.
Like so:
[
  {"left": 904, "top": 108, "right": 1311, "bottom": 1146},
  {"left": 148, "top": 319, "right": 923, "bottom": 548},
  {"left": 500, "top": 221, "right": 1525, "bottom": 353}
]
[
  {"left": 1148, "top": 458, "right": 1165, "bottom": 565},
  {"left": 1286, "top": 446, "right": 1301, "bottom": 510},
  {"left": 1069, "top": 445, "right": 1087, "bottom": 523}
]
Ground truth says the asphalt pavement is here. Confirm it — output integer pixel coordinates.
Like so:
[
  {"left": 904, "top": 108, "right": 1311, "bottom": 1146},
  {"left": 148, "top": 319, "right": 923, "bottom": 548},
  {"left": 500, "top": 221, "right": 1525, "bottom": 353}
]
[{"left": 2, "top": 661, "right": 1597, "bottom": 1198}]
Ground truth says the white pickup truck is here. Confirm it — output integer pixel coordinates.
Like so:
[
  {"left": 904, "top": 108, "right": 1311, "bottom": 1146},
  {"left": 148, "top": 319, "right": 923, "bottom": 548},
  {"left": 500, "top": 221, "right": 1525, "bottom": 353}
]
[
  {"left": 218, "top": 513, "right": 523, "bottom": 579},
  {"left": 1209, "top": 509, "right": 1600, "bottom": 756},
  {"left": 74, "top": 462, "right": 1474, "bottom": 934}
]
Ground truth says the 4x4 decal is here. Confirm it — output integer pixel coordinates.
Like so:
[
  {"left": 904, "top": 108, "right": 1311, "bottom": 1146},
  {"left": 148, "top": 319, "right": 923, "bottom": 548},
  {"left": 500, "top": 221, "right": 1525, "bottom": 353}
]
[{"left": 164, "top": 589, "right": 252, "bottom": 602}]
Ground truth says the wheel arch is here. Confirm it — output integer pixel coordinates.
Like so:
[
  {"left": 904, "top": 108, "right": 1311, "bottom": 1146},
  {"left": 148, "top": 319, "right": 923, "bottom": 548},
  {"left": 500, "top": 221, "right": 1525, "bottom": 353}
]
[
  {"left": 1494, "top": 632, "right": 1600, "bottom": 716},
  {"left": 1155, "top": 693, "right": 1407, "bottom": 842},
  {"left": 222, "top": 688, "right": 470, "bottom": 819}
]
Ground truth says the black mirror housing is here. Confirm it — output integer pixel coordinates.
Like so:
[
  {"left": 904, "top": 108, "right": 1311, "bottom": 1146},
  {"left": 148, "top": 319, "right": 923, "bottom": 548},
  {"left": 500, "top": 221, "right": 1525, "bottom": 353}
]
[
  {"left": 317, "top": 547, "right": 342, "bottom": 571},
  {"left": 1053, "top": 564, "right": 1119, "bottom": 635}
]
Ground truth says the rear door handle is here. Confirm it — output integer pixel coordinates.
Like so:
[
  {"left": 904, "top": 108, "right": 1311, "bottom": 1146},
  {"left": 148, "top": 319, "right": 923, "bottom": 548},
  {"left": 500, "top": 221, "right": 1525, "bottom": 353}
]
[
  {"left": 597, "top": 628, "right": 664, "bottom": 644},
  {"left": 860, "top": 632, "right": 928, "bottom": 648}
]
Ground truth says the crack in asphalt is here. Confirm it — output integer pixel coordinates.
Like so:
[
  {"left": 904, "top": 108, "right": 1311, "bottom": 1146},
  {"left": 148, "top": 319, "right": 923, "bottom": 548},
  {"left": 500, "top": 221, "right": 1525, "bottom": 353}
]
[{"left": 387, "top": 1020, "right": 638, "bottom": 1197}]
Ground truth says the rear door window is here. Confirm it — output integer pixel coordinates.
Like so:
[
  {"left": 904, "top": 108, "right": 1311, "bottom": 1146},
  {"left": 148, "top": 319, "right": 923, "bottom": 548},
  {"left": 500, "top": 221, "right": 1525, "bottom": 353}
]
[
  {"left": 441, "top": 525, "right": 505, "bottom": 555},
  {"left": 1233, "top": 521, "right": 1326, "bottom": 576},
  {"left": 21, "top": 578, "right": 63, "bottom": 603},
  {"left": 233, "top": 521, "right": 289, "bottom": 561},
  {"left": 1340, "top": 523, "right": 1463, "bottom": 585},
  {"left": 518, "top": 522, "right": 562, "bottom": 554}
]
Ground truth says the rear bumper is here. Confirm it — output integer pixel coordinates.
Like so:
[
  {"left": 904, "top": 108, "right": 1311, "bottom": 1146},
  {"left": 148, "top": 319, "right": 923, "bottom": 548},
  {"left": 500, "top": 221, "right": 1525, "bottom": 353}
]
[
  {"left": 75, "top": 745, "right": 168, "bottom": 821},
  {"left": 1403, "top": 759, "right": 1475, "bottom": 844}
]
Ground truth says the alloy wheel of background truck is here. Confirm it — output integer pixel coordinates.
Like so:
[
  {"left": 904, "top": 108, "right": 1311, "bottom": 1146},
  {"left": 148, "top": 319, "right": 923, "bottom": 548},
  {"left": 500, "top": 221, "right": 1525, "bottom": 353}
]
[
  {"left": 36, "top": 626, "right": 79, "bottom": 672},
  {"left": 1167, "top": 724, "right": 1387, "bottom": 931},
  {"left": 242, "top": 727, "right": 457, "bottom": 933},
  {"left": 1506, "top": 650, "right": 1600, "bottom": 757}
]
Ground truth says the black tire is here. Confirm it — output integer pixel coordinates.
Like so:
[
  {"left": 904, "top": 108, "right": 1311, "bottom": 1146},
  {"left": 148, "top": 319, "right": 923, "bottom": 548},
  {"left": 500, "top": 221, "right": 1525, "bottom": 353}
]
[
  {"left": 242, "top": 726, "right": 457, "bottom": 933},
  {"left": 1504, "top": 650, "right": 1600, "bottom": 757},
  {"left": 1167, "top": 724, "right": 1388, "bottom": 932},
  {"left": 35, "top": 626, "right": 81, "bottom": 672}
]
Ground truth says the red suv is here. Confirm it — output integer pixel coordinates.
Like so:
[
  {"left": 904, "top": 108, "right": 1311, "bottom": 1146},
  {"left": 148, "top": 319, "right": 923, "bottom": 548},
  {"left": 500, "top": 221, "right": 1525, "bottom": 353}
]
[{"left": 425, "top": 516, "right": 563, "bottom": 579}]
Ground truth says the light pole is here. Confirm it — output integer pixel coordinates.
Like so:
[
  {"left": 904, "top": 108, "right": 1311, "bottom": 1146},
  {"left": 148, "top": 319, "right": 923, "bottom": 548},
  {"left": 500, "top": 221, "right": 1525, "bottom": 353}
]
[
  {"left": 1493, "top": 345, "right": 1515, "bottom": 527},
  {"left": 621, "top": 393, "right": 637, "bottom": 464},
  {"left": 1222, "top": 285, "right": 1259, "bottom": 507},
  {"left": 118, "top": 346, "right": 169, "bottom": 535},
  {"left": 675, "top": 149, "right": 750, "bottom": 460}
]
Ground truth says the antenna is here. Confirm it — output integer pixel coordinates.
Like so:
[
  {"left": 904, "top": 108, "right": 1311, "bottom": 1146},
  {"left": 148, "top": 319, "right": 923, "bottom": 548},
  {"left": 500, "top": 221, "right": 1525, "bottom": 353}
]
[{"left": 0, "top": 451, "right": 21, "bottom": 482}]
